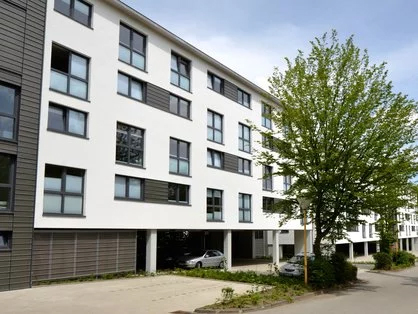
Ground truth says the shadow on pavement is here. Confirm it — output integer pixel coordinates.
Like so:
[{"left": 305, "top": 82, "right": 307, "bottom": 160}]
[{"left": 368, "top": 269, "right": 418, "bottom": 287}]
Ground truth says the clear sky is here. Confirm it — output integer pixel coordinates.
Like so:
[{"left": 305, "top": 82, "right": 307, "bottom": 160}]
[{"left": 123, "top": 0, "right": 418, "bottom": 100}]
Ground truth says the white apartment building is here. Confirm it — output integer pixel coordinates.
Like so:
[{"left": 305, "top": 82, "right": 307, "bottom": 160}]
[{"left": 29, "top": 0, "right": 315, "bottom": 281}]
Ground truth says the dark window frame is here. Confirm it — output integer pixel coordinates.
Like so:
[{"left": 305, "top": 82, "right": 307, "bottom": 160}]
[
  {"left": 239, "top": 193, "right": 252, "bottom": 223},
  {"left": 117, "top": 72, "right": 146, "bottom": 102},
  {"left": 238, "top": 123, "right": 251, "bottom": 153},
  {"left": 207, "top": 110, "right": 223, "bottom": 144},
  {"left": 169, "top": 94, "right": 191, "bottom": 119},
  {"left": 50, "top": 43, "right": 90, "bottom": 100},
  {"left": 262, "top": 103, "right": 272, "bottom": 129},
  {"left": 0, "top": 231, "right": 12, "bottom": 250},
  {"left": 170, "top": 52, "right": 191, "bottom": 91},
  {"left": 262, "top": 134, "right": 274, "bottom": 150},
  {"left": 43, "top": 165, "right": 85, "bottom": 215},
  {"left": 54, "top": 0, "right": 93, "bottom": 27},
  {"left": 47, "top": 103, "right": 88, "bottom": 138},
  {"left": 114, "top": 175, "right": 144, "bottom": 201},
  {"left": 0, "top": 154, "right": 15, "bottom": 212},
  {"left": 207, "top": 188, "right": 223, "bottom": 221},
  {"left": 238, "top": 88, "right": 251, "bottom": 108},
  {"left": 263, "top": 165, "right": 273, "bottom": 191},
  {"left": 115, "top": 122, "right": 145, "bottom": 167},
  {"left": 207, "top": 72, "right": 224, "bottom": 94},
  {"left": 168, "top": 183, "right": 190, "bottom": 204},
  {"left": 238, "top": 157, "right": 251, "bottom": 176},
  {"left": 283, "top": 175, "right": 292, "bottom": 191},
  {"left": 207, "top": 149, "right": 224, "bottom": 169},
  {"left": 119, "top": 23, "right": 147, "bottom": 71},
  {"left": 262, "top": 197, "right": 275, "bottom": 212},
  {"left": 169, "top": 138, "right": 190, "bottom": 176},
  {"left": 0, "top": 82, "right": 19, "bottom": 141}
]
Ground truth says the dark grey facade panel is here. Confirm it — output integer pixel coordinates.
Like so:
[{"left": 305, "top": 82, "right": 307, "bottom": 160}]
[
  {"left": 0, "top": 0, "right": 46, "bottom": 291},
  {"left": 224, "top": 152, "right": 239, "bottom": 173},
  {"left": 224, "top": 80, "right": 238, "bottom": 102},
  {"left": 144, "top": 179, "right": 168, "bottom": 203},
  {"left": 32, "top": 231, "right": 136, "bottom": 282},
  {"left": 146, "top": 83, "right": 170, "bottom": 112}
]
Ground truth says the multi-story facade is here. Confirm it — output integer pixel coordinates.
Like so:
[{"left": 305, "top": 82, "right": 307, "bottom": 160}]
[{"left": 0, "top": 0, "right": 47, "bottom": 291}]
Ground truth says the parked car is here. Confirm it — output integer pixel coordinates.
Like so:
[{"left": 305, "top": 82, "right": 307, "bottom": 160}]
[
  {"left": 177, "top": 249, "right": 225, "bottom": 268},
  {"left": 279, "top": 253, "right": 315, "bottom": 276}
]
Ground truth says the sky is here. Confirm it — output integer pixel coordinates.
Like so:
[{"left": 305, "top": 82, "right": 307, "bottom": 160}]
[{"left": 123, "top": 0, "right": 418, "bottom": 100}]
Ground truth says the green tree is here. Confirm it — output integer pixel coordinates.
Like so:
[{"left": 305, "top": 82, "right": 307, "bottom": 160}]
[{"left": 257, "top": 30, "right": 418, "bottom": 257}]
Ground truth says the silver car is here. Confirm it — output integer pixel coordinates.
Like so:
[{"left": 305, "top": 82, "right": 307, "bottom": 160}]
[
  {"left": 279, "top": 253, "right": 315, "bottom": 276},
  {"left": 177, "top": 249, "right": 225, "bottom": 268}
]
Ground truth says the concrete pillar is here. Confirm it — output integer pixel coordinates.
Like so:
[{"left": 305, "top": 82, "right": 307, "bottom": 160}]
[
  {"left": 349, "top": 242, "right": 354, "bottom": 261},
  {"left": 251, "top": 231, "right": 257, "bottom": 259},
  {"left": 411, "top": 238, "right": 415, "bottom": 252},
  {"left": 272, "top": 230, "right": 280, "bottom": 265},
  {"left": 376, "top": 242, "right": 380, "bottom": 252},
  {"left": 279, "top": 245, "right": 284, "bottom": 259},
  {"left": 145, "top": 229, "right": 157, "bottom": 273},
  {"left": 308, "top": 230, "right": 313, "bottom": 253},
  {"left": 223, "top": 230, "right": 232, "bottom": 270},
  {"left": 406, "top": 238, "right": 410, "bottom": 251},
  {"left": 364, "top": 241, "right": 369, "bottom": 257},
  {"left": 400, "top": 239, "right": 403, "bottom": 250}
]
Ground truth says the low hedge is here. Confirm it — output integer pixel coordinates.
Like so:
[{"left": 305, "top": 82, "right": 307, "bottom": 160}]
[
  {"left": 373, "top": 250, "right": 416, "bottom": 270},
  {"left": 373, "top": 252, "right": 392, "bottom": 270}
]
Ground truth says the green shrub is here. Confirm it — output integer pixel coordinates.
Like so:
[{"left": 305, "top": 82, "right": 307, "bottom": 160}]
[
  {"left": 392, "top": 251, "right": 416, "bottom": 267},
  {"left": 373, "top": 252, "right": 392, "bottom": 270},
  {"left": 308, "top": 258, "right": 335, "bottom": 289},
  {"left": 330, "top": 252, "right": 358, "bottom": 283}
]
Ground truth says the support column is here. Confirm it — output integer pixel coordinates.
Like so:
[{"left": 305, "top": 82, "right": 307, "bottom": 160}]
[
  {"left": 145, "top": 229, "right": 157, "bottom": 273},
  {"left": 279, "top": 245, "right": 284, "bottom": 259},
  {"left": 223, "top": 230, "right": 232, "bottom": 270},
  {"left": 364, "top": 241, "right": 369, "bottom": 257},
  {"left": 411, "top": 238, "right": 415, "bottom": 252},
  {"left": 252, "top": 231, "right": 257, "bottom": 259},
  {"left": 349, "top": 242, "right": 354, "bottom": 262},
  {"left": 400, "top": 239, "right": 403, "bottom": 250},
  {"left": 272, "top": 230, "right": 280, "bottom": 265},
  {"left": 376, "top": 241, "right": 380, "bottom": 253},
  {"left": 406, "top": 238, "right": 410, "bottom": 251},
  {"left": 308, "top": 230, "right": 313, "bottom": 253}
]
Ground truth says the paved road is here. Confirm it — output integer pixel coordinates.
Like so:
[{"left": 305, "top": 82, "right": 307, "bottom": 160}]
[{"left": 260, "top": 265, "right": 418, "bottom": 314}]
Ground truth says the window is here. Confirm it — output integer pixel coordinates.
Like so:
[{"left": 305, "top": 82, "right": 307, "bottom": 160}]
[
  {"left": 262, "top": 103, "right": 272, "bottom": 129},
  {"left": 0, "top": 83, "right": 18, "bottom": 140},
  {"left": 54, "top": 0, "right": 92, "bottom": 27},
  {"left": 263, "top": 165, "right": 273, "bottom": 191},
  {"left": 43, "top": 165, "right": 84, "bottom": 215},
  {"left": 207, "top": 110, "right": 223, "bottom": 143},
  {"left": 0, "top": 154, "right": 14, "bottom": 211},
  {"left": 168, "top": 183, "right": 189, "bottom": 204},
  {"left": 362, "top": 224, "right": 366, "bottom": 238},
  {"left": 238, "top": 89, "right": 250, "bottom": 108},
  {"left": 399, "top": 224, "right": 405, "bottom": 232},
  {"left": 255, "top": 230, "right": 264, "bottom": 239},
  {"left": 262, "top": 135, "right": 274, "bottom": 150},
  {"left": 412, "top": 226, "right": 416, "bottom": 232},
  {"left": 169, "top": 138, "right": 190, "bottom": 175},
  {"left": 171, "top": 52, "right": 190, "bottom": 91},
  {"left": 50, "top": 44, "right": 89, "bottom": 99},
  {"left": 207, "top": 189, "right": 222, "bottom": 221},
  {"left": 369, "top": 224, "right": 373, "bottom": 238},
  {"left": 347, "top": 225, "right": 358, "bottom": 232},
  {"left": 117, "top": 72, "right": 145, "bottom": 101},
  {"left": 207, "top": 149, "right": 223, "bottom": 169},
  {"left": 238, "top": 123, "right": 251, "bottom": 153},
  {"left": 119, "top": 24, "right": 146, "bottom": 70},
  {"left": 116, "top": 122, "right": 144, "bottom": 167},
  {"left": 239, "top": 193, "right": 251, "bottom": 222},
  {"left": 170, "top": 94, "right": 190, "bottom": 119},
  {"left": 283, "top": 175, "right": 292, "bottom": 191},
  {"left": 238, "top": 158, "right": 251, "bottom": 175},
  {"left": 207, "top": 72, "right": 224, "bottom": 94},
  {"left": 48, "top": 103, "right": 87, "bottom": 137},
  {"left": 263, "top": 197, "right": 275, "bottom": 212},
  {"left": 0, "top": 231, "right": 12, "bottom": 250},
  {"left": 114, "top": 175, "right": 143, "bottom": 200}
]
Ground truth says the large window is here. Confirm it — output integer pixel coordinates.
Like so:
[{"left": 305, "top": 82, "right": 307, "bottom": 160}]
[
  {"left": 207, "top": 189, "right": 222, "bottom": 221},
  {"left": 170, "top": 94, "right": 190, "bottom": 119},
  {"left": 238, "top": 158, "right": 251, "bottom": 175},
  {"left": 283, "top": 175, "right": 292, "bottom": 191},
  {"left": 119, "top": 24, "right": 146, "bottom": 70},
  {"left": 263, "top": 197, "right": 275, "bottom": 212},
  {"left": 168, "top": 183, "right": 189, "bottom": 204},
  {"left": 207, "top": 110, "right": 223, "bottom": 143},
  {"left": 114, "top": 175, "right": 143, "bottom": 200},
  {"left": 262, "top": 103, "right": 272, "bottom": 129},
  {"left": 262, "top": 134, "right": 274, "bottom": 150},
  {"left": 48, "top": 103, "right": 87, "bottom": 137},
  {"left": 207, "top": 149, "right": 223, "bottom": 169},
  {"left": 207, "top": 72, "right": 224, "bottom": 94},
  {"left": 238, "top": 123, "right": 251, "bottom": 153},
  {"left": 238, "top": 89, "right": 250, "bottom": 108},
  {"left": 0, "top": 83, "right": 18, "bottom": 140},
  {"left": 116, "top": 122, "right": 144, "bottom": 167},
  {"left": 239, "top": 193, "right": 251, "bottom": 222},
  {"left": 117, "top": 72, "right": 145, "bottom": 102},
  {"left": 0, "top": 231, "right": 12, "bottom": 250},
  {"left": 54, "top": 0, "right": 92, "bottom": 27},
  {"left": 50, "top": 44, "right": 89, "bottom": 99},
  {"left": 0, "top": 154, "right": 14, "bottom": 211},
  {"left": 169, "top": 138, "right": 190, "bottom": 175},
  {"left": 263, "top": 165, "right": 273, "bottom": 191},
  {"left": 171, "top": 53, "right": 190, "bottom": 91},
  {"left": 43, "top": 165, "right": 85, "bottom": 215}
]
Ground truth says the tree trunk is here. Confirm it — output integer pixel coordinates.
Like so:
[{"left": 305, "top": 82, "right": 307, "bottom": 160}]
[{"left": 313, "top": 226, "right": 322, "bottom": 257}]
